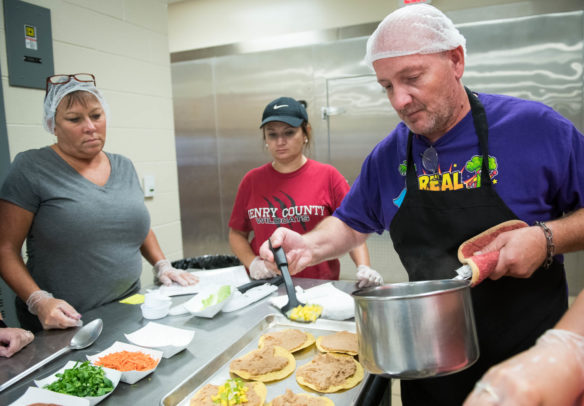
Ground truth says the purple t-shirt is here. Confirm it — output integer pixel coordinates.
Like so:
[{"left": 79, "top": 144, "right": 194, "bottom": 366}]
[{"left": 334, "top": 92, "right": 584, "bottom": 234}]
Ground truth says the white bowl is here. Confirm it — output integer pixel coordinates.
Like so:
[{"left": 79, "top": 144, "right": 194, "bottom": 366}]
[
  {"left": 124, "top": 322, "right": 195, "bottom": 358},
  {"left": 10, "top": 387, "right": 90, "bottom": 406},
  {"left": 141, "top": 302, "right": 171, "bottom": 320},
  {"left": 34, "top": 360, "right": 121, "bottom": 406},
  {"left": 183, "top": 285, "right": 234, "bottom": 318},
  {"left": 87, "top": 341, "right": 163, "bottom": 385},
  {"left": 144, "top": 291, "right": 171, "bottom": 307}
]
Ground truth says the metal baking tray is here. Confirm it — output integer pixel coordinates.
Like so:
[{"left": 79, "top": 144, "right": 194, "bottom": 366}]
[{"left": 161, "top": 313, "right": 369, "bottom": 405}]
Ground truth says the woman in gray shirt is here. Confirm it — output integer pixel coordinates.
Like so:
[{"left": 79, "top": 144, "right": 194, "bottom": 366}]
[{"left": 0, "top": 73, "right": 198, "bottom": 332}]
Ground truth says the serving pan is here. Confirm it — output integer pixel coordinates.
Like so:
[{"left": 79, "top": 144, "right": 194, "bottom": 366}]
[{"left": 160, "top": 313, "right": 368, "bottom": 405}]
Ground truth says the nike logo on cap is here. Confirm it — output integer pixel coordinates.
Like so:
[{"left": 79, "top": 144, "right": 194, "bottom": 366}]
[{"left": 273, "top": 104, "right": 288, "bottom": 110}]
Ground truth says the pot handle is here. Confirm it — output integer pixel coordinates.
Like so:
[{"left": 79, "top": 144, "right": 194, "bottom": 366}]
[{"left": 355, "top": 374, "right": 391, "bottom": 406}]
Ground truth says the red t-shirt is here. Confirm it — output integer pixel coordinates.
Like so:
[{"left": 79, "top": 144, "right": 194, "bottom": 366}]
[{"left": 229, "top": 159, "right": 350, "bottom": 280}]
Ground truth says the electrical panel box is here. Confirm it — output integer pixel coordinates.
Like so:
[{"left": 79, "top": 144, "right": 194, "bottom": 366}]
[{"left": 4, "top": 0, "right": 54, "bottom": 89}]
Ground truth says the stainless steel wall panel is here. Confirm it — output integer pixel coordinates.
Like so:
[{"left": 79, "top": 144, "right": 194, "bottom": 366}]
[
  {"left": 460, "top": 11, "right": 583, "bottom": 128},
  {"left": 212, "top": 47, "right": 316, "bottom": 241},
  {"left": 172, "top": 60, "right": 225, "bottom": 255}
]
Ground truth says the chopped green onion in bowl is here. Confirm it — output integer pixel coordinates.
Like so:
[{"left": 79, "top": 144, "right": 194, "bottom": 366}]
[{"left": 44, "top": 361, "right": 114, "bottom": 398}]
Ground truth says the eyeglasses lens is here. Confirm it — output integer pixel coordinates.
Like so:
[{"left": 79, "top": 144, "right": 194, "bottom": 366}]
[
  {"left": 421, "top": 146, "right": 439, "bottom": 174},
  {"left": 72, "top": 73, "right": 95, "bottom": 83},
  {"left": 49, "top": 75, "right": 73, "bottom": 84},
  {"left": 48, "top": 73, "right": 95, "bottom": 85}
]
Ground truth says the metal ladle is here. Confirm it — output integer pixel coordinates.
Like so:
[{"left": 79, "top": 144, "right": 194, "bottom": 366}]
[{"left": 0, "top": 318, "right": 103, "bottom": 392}]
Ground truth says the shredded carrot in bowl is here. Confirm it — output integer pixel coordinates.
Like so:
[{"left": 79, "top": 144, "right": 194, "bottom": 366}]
[{"left": 95, "top": 350, "right": 158, "bottom": 371}]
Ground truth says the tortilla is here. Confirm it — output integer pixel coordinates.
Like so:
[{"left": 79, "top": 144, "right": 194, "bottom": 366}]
[
  {"left": 267, "top": 389, "right": 334, "bottom": 406},
  {"left": 315, "top": 331, "right": 358, "bottom": 356},
  {"left": 190, "top": 380, "right": 267, "bottom": 406},
  {"left": 230, "top": 345, "right": 295, "bottom": 382},
  {"left": 296, "top": 353, "right": 364, "bottom": 393},
  {"left": 259, "top": 329, "right": 315, "bottom": 353}
]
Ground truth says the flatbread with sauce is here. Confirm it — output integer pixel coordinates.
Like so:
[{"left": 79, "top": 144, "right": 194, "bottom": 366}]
[
  {"left": 230, "top": 345, "right": 295, "bottom": 382},
  {"left": 259, "top": 329, "right": 315, "bottom": 353},
  {"left": 267, "top": 389, "right": 334, "bottom": 406},
  {"left": 190, "top": 380, "right": 267, "bottom": 406},
  {"left": 296, "top": 352, "right": 364, "bottom": 393},
  {"left": 315, "top": 331, "right": 358, "bottom": 356}
]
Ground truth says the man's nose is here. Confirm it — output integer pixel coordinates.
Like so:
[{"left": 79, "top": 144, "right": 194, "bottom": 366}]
[{"left": 390, "top": 85, "right": 413, "bottom": 112}]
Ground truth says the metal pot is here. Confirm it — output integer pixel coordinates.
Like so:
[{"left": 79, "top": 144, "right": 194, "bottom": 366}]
[{"left": 352, "top": 279, "right": 479, "bottom": 379}]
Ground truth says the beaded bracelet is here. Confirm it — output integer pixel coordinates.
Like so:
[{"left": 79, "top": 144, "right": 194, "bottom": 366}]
[{"left": 535, "top": 221, "right": 555, "bottom": 269}]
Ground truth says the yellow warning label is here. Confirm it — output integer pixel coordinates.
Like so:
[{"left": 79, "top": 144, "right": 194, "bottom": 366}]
[{"left": 25, "top": 25, "right": 36, "bottom": 38}]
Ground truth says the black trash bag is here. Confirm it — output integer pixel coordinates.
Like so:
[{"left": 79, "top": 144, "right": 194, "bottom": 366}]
[{"left": 171, "top": 255, "right": 241, "bottom": 270}]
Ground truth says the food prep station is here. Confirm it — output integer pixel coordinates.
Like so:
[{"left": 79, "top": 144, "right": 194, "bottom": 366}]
[{"left": 0, "top": 278, "right": 392, "bottom": 405}]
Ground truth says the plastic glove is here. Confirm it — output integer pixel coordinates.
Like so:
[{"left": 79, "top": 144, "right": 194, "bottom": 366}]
[
  {"left": 26, "top": 290, "right": 82, "bottom": 330},
  {"left": 463, "top": 329, "right": 584, "bottom": 406},
  {"left": 356, "top": 265, "right": 384, "bottom": 288},
  {"left": 154, "top": 259, "right": 199, "bottom": 286},
  {"left": 249, "top": 256, "right": 277, "bottom": 280},
  {"left": 0, "top": 328, "right": 34, "bottom": 358}
]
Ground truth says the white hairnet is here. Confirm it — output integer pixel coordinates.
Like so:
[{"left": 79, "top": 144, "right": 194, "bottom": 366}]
[
  {"left": 365, "top": 4, "right": 466, "bottom": 66},
  {"left": 43, "top": 79, "right": 110, "bottom": 134}
]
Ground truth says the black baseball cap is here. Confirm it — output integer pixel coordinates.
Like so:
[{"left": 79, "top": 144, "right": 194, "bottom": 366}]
[{"left": 260, "top": 96, "right": 308, "bottom": 128}]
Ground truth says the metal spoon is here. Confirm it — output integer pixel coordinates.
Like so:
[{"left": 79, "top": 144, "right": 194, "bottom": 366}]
[{"left": 0, "top": 318, "right": 103, "bottom": 392}]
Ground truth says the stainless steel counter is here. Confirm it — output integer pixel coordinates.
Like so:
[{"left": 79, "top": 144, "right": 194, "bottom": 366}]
[{"left": 0, "top": 279, "right": 388, "bottom": 405}]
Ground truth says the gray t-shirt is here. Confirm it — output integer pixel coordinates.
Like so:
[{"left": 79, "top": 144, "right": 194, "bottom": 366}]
[{"left": 0, "top": 147, "right": 150, "bottom": 313}]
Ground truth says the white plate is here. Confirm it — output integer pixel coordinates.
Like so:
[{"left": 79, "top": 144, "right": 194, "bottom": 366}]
[
  {"left": 87, "top": 341, "right": 163, "bottom": 384},
  {"left": 222, "top": 284, "right": 278, "bottom": 312},
  {"left": 9, "top": 387, "right": 90, "bottom": 406},
  {"left": 125, "top": 322, "right": 195, "bottom": 358},
  {"left": 183, "top": 285, "right": 233, "bottom": 318},
  {"left": 34, "top": 360, "right": 121, "bottom": 406},
  {"left": 157, "top": 265, "right": 250, "bottom": 296}
]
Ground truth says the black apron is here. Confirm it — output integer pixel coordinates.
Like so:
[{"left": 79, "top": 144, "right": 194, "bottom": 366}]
[{"left": 389, "top": 87, "right": 568, "bottom": 406}]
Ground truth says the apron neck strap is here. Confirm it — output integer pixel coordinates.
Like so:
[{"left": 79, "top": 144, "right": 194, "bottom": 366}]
[
  {"left": 406, "top": 87, "right": 491, "bottom": 187},
  {"left": 464, "top": 86, "right": 491, "bottom": 184}
]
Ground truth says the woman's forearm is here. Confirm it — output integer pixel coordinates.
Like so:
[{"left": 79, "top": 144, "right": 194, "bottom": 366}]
[
  {"left": 0, "top": 201, "right": 39, "bottom": 301},
  {"left": 140, "top": 229, "right": 166, "bottom": 265},
  {"left": 349, "top": 242, "right": 371, "bottom": 267},
  {"left": 229, "top": 229, "right": 256, "bottom": 268}
]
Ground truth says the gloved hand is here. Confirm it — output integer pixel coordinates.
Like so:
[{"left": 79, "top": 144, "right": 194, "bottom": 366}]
[
  {"left": 26, "top": 290, "right": 82, "bottom": 330},
  {"left": 249, "top": 256, "right": 277, "bottom": 280},
  {"left": 0, "top": 327, "right": 34, "bottom": 358},
  {"left": 154, "top": 259, "right": 199, "bottom": 286},
  {"left": 464, "top": 328, "right": 584, "bottom": 406},
  {"left": 356, "top": 265, "right": 384, "bottom": 288}
]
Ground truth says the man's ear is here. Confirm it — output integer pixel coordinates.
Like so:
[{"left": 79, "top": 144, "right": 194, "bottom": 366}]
[{"left": 449, "top": 46, "right": 465, "bottom": 80}]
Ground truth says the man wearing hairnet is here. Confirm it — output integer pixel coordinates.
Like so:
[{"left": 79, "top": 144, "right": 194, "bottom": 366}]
[{"left": 260, "top": 4, "right": 584, "bottom": 405}]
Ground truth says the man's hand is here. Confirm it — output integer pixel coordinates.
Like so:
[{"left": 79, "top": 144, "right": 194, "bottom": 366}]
[
  {"left": 474, "top": 226, "right": 547, "bottom": 281},
  {"left": 259, "top": 228, "right": 314, "bottom": 275}
]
